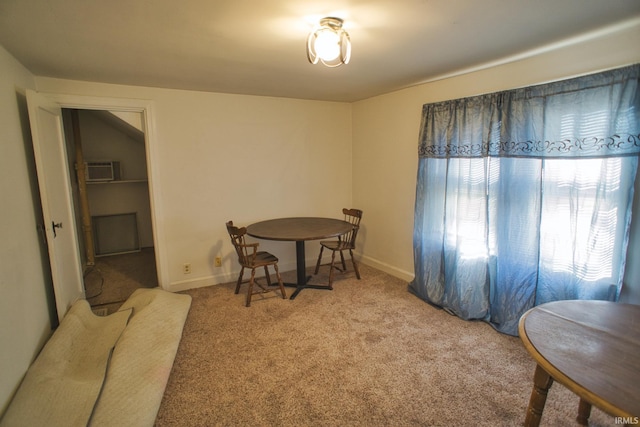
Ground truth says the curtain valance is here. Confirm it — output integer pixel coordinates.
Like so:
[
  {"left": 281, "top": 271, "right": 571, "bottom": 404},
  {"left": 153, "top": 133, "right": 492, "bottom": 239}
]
[{"left": 418, "top": 64, "right": 640, "bottom": 159}]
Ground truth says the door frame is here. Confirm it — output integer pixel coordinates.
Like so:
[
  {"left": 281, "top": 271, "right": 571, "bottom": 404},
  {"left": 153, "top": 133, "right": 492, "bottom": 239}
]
[{"left": 41, "top": 92, "right": 168, "bottom": 290}]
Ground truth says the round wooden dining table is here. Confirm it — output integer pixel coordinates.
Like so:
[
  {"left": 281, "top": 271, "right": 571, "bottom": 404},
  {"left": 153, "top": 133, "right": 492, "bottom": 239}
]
[
  {"left": 246, "top": 217, "right": 353, "bottom": 299},
  {"left": 519, "top": 300, "right": 640, "bottom": 426}
]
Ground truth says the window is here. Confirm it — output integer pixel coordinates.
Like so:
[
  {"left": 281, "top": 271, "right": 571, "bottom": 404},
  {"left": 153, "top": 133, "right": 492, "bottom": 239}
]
[{"left": 410, "top": 64, "right": 640, "bottom": 335}]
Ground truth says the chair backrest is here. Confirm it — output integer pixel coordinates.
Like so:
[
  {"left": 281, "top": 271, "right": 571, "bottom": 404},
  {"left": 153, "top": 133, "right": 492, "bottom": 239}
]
[
  {"left": 342, "top": 208, "right": 362, "bottom": 248},
  {"left": 226, "top": 221, "right": 252, "bottom": 266}
]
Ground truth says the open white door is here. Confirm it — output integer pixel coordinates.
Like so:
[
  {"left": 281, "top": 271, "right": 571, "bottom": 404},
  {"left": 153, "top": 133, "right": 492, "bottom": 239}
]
[{"left": 27, "top": 90, "right": 84, "bottom": 322}]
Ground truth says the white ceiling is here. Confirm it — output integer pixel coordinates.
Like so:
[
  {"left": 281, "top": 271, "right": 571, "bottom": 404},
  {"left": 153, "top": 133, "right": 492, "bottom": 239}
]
[{"left": 1, "top": 0, "right": 639, "bottom": 102}]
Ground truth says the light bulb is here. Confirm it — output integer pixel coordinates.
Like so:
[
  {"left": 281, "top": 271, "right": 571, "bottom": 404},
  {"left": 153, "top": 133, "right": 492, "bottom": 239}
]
[{"left": 314, "top": 29, "right": 341, "bottom": 61}]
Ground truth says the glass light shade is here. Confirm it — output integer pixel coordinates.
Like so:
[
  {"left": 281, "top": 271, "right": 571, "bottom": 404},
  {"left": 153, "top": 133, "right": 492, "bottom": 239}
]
[{"left": 306, "top": 17, "right": 351, "bottom": 67}]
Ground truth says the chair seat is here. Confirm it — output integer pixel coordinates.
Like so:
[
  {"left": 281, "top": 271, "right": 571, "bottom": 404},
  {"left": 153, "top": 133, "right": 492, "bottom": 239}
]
[
  {"left": 319, "top": 240, "right": 354, "bottom": 251},
  {"left": 250, "top": 251, "right": 279, "bottom": 266}
]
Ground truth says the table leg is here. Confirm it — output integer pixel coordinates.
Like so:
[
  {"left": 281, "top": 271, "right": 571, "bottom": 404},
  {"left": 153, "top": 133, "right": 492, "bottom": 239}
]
[
  {"left": 576, "top": 398, "right": 592, "bottom": 425},
  {"left": 524, "top": 364, "right": 554, "bottom": 427}
]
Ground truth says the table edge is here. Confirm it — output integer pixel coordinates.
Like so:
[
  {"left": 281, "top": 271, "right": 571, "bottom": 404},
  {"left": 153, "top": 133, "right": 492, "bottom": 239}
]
[
  {"left": 246, "top": 217, "right": 353, "bottom": 242},
  {"left": 518, "top": 306, "right": 635, "bottom": 418}
]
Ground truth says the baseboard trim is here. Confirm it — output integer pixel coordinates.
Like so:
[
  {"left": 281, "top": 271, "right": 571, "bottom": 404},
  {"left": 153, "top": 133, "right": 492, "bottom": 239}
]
[
  {"left": 166, "top": 256, "right": 414, "bottom": 292},
  {"left": 359, "top": 255, "right": 414, "bottom": 282}
]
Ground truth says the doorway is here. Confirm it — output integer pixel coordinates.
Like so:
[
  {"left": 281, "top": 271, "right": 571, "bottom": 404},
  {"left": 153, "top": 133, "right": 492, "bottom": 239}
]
[
  {"left": 27, "top": 92, "right": 166, "bottom": 322},
  {"left": 62, "top": 108, "right": 158, "bottom": 314}
]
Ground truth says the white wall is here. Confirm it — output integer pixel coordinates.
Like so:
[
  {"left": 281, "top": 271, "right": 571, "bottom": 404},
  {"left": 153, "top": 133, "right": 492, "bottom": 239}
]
[
  {"left": 0, "top": 45, "right": 54, "bottom": 414},
  {"left": 352, "top": 20, "right": 640, "bottom": 299}
]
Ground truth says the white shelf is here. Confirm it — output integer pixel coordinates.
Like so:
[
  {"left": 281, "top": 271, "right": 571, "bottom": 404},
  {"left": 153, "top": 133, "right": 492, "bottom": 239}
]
[{"left": 87, "top": 180, "right": 148, "bottom": 185}]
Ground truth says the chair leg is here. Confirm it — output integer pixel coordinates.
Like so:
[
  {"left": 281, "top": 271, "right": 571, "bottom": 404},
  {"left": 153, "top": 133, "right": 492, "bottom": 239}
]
[
  {"left": 235, "top": 267, "right": 245, "bottom": 294},
  {"left": 314, "top": 246, "right": 324, "bottom": 274},
  {"left": 339, "top": 250, "right": 347, "bottom": 271},
  {"left": 246, "top": 268, "right": 256, "bottom": 307},
  {"left": 350, "top": 249, "right": 361, "bottom": 279},
  {"left": 273, "top": 264, "right": 286, "bottom": 299},
  {"left": 328, "top": 250, "right": 337, "bottom": 290},
  {"left": 264, "top": 266, "right": 272, "bottom": 286}
]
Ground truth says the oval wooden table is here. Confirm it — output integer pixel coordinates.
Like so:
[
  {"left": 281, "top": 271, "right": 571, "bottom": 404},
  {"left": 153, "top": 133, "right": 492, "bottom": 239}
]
[
  {"left": 246, "top": 217, "right": 353, "bottom": 300},
  {"left": 519, "top": 300, "right": 640, "bottom": 426}
]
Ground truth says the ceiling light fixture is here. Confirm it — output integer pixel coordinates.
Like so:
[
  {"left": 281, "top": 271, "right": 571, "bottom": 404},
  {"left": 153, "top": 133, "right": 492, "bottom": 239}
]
[{"left": 307, "top": 17, "right": 351, "bottom": 67}]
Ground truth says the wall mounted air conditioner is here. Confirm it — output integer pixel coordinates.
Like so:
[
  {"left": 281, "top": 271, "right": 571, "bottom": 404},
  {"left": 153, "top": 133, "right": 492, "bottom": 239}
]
[{"left": 85, "top": 161, "right": 121, "bottom": 182}]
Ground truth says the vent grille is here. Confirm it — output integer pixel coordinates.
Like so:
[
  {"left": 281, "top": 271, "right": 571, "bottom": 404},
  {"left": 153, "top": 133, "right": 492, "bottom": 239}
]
[{"left": 92, "top": 213, "right": 140, "bottom": 256}]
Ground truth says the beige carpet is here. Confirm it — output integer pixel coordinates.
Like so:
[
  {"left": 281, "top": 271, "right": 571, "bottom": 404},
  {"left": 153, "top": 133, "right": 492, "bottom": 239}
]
[{"left": 155, "top": 264, "right": 613, "bottom": 426}]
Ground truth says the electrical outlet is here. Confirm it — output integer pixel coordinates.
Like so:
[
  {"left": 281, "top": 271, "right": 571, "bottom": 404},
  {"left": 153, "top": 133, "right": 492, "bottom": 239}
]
[
  {"left": 183, "top": 263, "right": 191, "bottom": 274},
  {"left": 214, "top": 256, "right": 222, "bottom": 267}
]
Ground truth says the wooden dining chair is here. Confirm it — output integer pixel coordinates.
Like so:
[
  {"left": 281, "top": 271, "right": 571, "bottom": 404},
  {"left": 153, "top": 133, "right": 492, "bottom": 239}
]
[
  {"left": 226, "top": 221, "right": 286, "bottom": 307},
  {"left": 314, "top": 208, "right": 362, "bottom": 288}
]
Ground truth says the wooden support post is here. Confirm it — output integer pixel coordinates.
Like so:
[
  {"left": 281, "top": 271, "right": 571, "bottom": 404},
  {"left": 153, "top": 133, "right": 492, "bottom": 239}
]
[{"left": 71, "top": 109, "right": 95, "bottom": 267}]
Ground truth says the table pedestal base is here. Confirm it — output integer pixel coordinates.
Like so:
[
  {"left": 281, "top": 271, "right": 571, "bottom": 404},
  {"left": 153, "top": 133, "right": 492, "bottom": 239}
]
[
  {"left": 286, "top": 241, "right": 332, "bottom": 300},
  {"left": 287, "top": 278, "right": 332, "bottom": 300}
]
